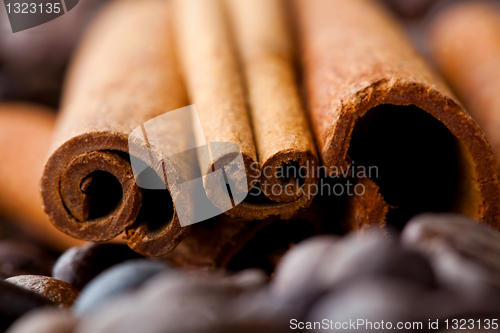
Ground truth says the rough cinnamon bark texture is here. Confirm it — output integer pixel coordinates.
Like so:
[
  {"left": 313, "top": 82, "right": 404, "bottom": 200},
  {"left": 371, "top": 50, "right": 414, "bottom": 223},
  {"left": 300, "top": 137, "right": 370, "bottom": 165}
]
[
  {"left": 225, "top": 0, "right": 318, "bottom": 209},
  {"left": 174, "top": 0, "right": 310, "bottom": 220},
  {"left": 295, "top": 0, "right": 500, "bottom": 227},
  {"left": 172, "top": 0, "right": 256, "bottom": 217},
  {"left": 41, "top": 0, "right": 195, "bottom": 256},
  {"left": 0, "top": 103, "right": 84, "bottom": 251},
  {"left": 343, "top": 178, "right": 390, "bottom": 231},
  {"left": 163, "top": 216, "right": 274, "bottom": 272},
  {"left": 429, "top": 1, "right": 500, "bottom": 170}
]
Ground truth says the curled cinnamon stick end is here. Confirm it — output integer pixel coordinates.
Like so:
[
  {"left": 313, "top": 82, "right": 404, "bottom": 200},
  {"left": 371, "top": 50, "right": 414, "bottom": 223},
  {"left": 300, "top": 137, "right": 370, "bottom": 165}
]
[
  {"left": 174, "top": 0, "right": 316, "bottom": 220},
  {"left": 41, "top": 0, "right": 194, "bottom": 256},
  {"left": 0, "top": 103, "right": 84, "bottom": 250},
  {"left": 42, "top": 134, "right": 142, "bottom": 242},
  {"left": 429, "top": 1, "right": 500, "bottom": 170},
  {"left": 173, "top": 0, "right": 260, "bottom": 220},
  {"left": 295, "top": 0, "right": 500, "bottom": 228},
  {"left": 226, "top": 0, "right": 319, "bottom": 208}
]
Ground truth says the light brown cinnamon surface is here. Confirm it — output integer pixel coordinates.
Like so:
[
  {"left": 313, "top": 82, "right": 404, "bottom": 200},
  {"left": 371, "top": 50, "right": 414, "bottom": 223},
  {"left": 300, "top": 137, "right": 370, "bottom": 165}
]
[
  {"left": 429, "top": 1, "right": 500, "bottom": 170},
  {"left": 174, "top": 0, "right": 314, "bottom": 220},
  {"left": 40, "top": 0, "right": 196, "bottom": 256},
  {"left": 343, "top": 178, "right": 390, "bottom": 231},
  {"left": 295, "top": 0, "right": 500, "bottom": 227},
  {"left": 225, "top": 0, "right": 318, "bottom": 211},
  {"left": 0, "top": 103, "right": 84, "bottom": 251}
]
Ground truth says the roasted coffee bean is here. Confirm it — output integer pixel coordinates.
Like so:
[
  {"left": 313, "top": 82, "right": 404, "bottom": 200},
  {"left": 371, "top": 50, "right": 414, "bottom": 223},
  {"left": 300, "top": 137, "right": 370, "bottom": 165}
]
[
  {"left": 74, "top": 259, "right": 170, "bottom": 315},
  {"left": 415, "top": 286, "right": 500, "bottom": 324},
  {"left": 76, "top": 274, "right": 228, "bottom": 333},
  {"left": 6, "top": 275, "right": 79, "bottom": 309},
  {"left": 272, "top": 230, "right": 434, "bottom": 303},
  {"left": 6, "top": 308, "right": 76, "bottom": 333},
  {"left": 0, "top": 280, "right": 55, "bottom": 332},
  {"left": 272, "top": 235, "right": 338, "bottom": 299},
  {"left": 307, "top": 278, "right": 426, "bottom": 332},
  {"left": 0, "top": 241, "right": 55, "bottom": 279},
  {"left": 402, "top": 213, "right": 500, "bottom": 292},
  {"left": 222, "top": 269, "right": 268, "bottom": 290},
  {"left": 320, "top": 229, "right": 435, "bottom": 287},
  {"left": 52, "top": 243, "right": 142, "bottom": 291}
]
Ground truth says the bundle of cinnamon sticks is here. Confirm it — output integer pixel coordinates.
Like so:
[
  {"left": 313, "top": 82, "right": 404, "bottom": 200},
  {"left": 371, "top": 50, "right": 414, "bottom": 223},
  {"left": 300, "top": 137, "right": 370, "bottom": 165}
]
[{"left": 1, "top": 0, "right": 500, "bottom": 273}]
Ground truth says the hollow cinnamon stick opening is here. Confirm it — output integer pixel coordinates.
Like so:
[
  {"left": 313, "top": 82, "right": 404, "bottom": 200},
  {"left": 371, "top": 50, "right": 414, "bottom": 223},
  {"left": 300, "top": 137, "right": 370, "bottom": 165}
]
[
  {"left": 429, "top": 1, "right": 500, "bottom": 171},
  {"left": 295, "top": 0, "right": 500, "bottom": 228},
  {"left": 41, "top": 0, "right": 195, "bottom": 256},
  {"left": 0, "top": 103, "right": 85, "bottom": 251}
]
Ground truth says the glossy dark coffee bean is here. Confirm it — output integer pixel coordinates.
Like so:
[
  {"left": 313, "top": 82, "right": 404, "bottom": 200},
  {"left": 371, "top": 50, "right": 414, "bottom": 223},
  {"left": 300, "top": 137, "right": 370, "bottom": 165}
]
[
  {"left": 77, "top": 273, "right": 228, "bottom": 333},
  {"left": 6, "top": 308, "right": 76, "bottom": 333},
  {"left": 272, "top": 235, "right": 338, "bottom": 299},
  {"left": 402, "top": 213, "right": 500, "bottom": 291},
  {"left": 307, "top": 278, "right": 425, "bottom": 332},
  {"left": 6, "top": 275, "right": 79, "bottom": 309},
  {"left": 0, "top": 241, "right": 55, "bottom": 279},
  {"left": 222, "top": 269, "right": 268, "bottom": 290},
  {"left": 52, "top": 243, "right": 142, "bottom": 291},
  {"left": 272, "top": 230, "right": 434, "bottom": 303},
  {"left": 74, "top": 259, "right": 170, "bottom": 315},
  {"left": 331, "top": 231, "right": 435, "bottom": 287},
  {"left": 0, "top": 280, "right": 55, "bottom": 332}
]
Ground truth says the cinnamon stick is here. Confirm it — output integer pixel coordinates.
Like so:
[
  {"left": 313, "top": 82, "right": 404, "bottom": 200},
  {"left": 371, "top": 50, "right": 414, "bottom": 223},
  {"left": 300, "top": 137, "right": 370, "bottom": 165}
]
[
  {"left": 225, "top": 0, "right": 318, "bottom": 215},
  {"left": 343, "top": 178, "right": 390, "bottom": 231},
  {"left": 0, "top": 103, "right": 84, "bottom": 251},
  {"left": 163, "top": 216, "right": 274, "bottom": 272},
  {"left": 41, "top": 0, "right": 196, "bottom": 256},
  {"left": 429, "top": 1, "right": 500, "bottom": 171},
  {"left": 173, "top": 0, "right": 313, "bottom": 220},
  {"left": 295, "top": 0, "right": 500, "bottom": 228}
]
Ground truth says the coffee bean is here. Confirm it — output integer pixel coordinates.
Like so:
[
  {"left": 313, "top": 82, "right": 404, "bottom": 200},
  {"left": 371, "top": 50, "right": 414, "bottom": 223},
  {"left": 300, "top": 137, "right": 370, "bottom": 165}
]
[
  {"left": 402, "top": 213, "right": 500, "bottom": 292},
  {"left": 222, "top": 269, "right": 268, "bottom": 290},
  {"left": 74, "top": 259, "right": 170, "bottom": 315},
  {"left": 271, "top": 230, "right": 434, "bottom": 305},
  {"left": 52, "top": 243, "right": 142, "bottom": 291},
  {"left": 0, "top": 241, "right": 55, "bottom": 279},
  {"left": 272, "top": 235, "right": 338, "bottom": 299},
  {"left": 5, "top": 275, "right": 79, "bottom": 309},
  {"left": 329, "top": 230, "right": 435, "bottom": 287},
  {"left": 6, "top": 308, "right": 76, "bottom": 333},
  {"left": 0, "top": 280, "right": 55, "bottom": 332},
  {"left": 77, "top": 274, "right": 227, "bottom": 333},
  {"left": 307, "top": 278, "right": 426, "bottom": 332}
]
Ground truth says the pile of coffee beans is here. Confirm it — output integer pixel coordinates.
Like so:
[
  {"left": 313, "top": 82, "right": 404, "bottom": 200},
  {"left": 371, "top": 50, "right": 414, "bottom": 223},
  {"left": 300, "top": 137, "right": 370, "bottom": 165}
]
[{"left": 2, "top": 213, "right": 500, "bottom": 332}]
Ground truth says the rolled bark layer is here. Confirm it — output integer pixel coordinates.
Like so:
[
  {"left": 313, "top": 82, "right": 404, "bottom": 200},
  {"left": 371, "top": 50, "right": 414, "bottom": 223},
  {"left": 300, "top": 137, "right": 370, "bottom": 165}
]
[
  {"left": 163, "top": 216, "right": 274, "bottom": 272},
  {"left": 41, "top": 0, "right": 195, "bottom": 256},
  {"left": 174, "top": 0, "right": 312, "bottom": 220},
  {"left": 225, "top": 0, "right": 318, "bottom": 211},
  {"left": 0, "top": 103, "right": 84, "bottom": 251},
  {"left": 429, "top": 1, "right": 500, "bottom": 170},
  {"left": 295, "top": 0, "right": 500, "bottom": 227}
]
